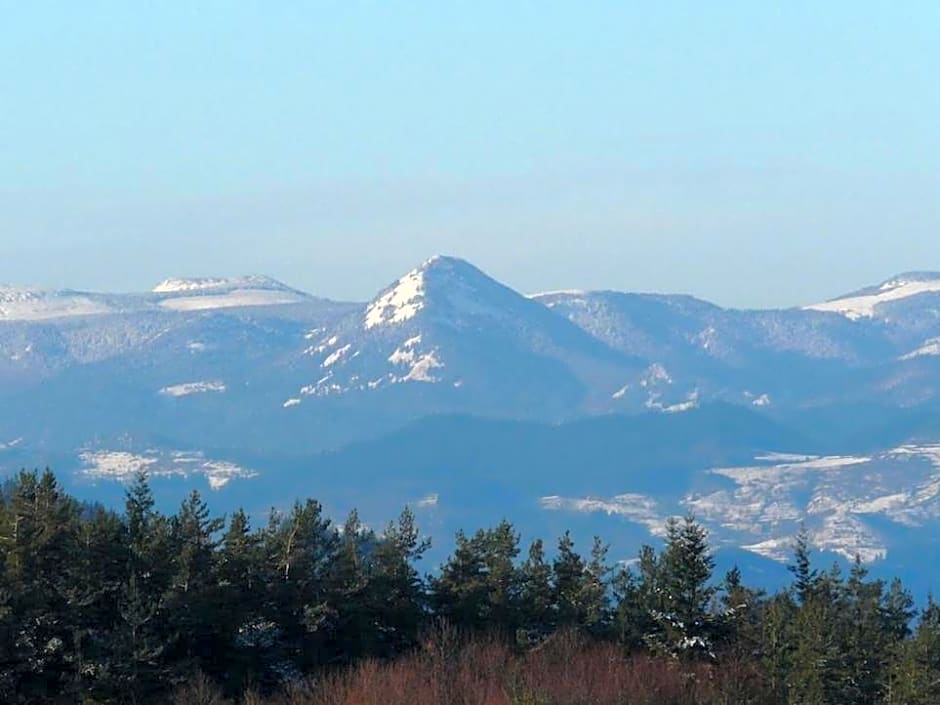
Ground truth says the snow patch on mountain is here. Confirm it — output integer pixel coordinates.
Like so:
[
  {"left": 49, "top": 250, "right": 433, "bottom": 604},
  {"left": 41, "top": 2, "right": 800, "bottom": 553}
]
[
  {"left": 153, "top": 275, "right": 292, "bottom": 294},
  {"left": 79, "top": 449, "right": 257, "bottom": 490},
  {"left": 0, "top": 286, "right": 113, "bottom": 321},
  {"left": 388, "top": 336, "right": 445, "bottom": 383},
  {"left": 154, "top": 277, "right": 236, "bottom": 293},
  {"left": 0, "top": 437, "right": 24, "bottom": 451},
  {"left": 364, "top": 265, "right": 426, "bottom": 329},
  {"left": 528, "top": 289, "right": 587, "bottom": 301},
  {"left": 416, "top": 493, "right": 439, "bottom": 508},
  {"left": 687, "top": 447, "right": 940, "bottom": 563},
  {"left": 152, "top": 275, "right": 308, "bottom": 311},
  {"left": 401, "top": 350, "right": 444, "bottom": 382},
  {"left": 159, "top": 289, "right": 306, "bottom": 311},
  {"left": 541, "top": 448, "right": 940, "bottom": 564},
  {"left": 751, "top": 393, "right": 771, "bottom": 407},
  {"left": 300, "top": 373, "right": 344, "bottom": 397},
  {"left": 644, "top": 390, "right": 698, "bottom": 413},
  {"left": 160, "top": 381, "right": 227, "bottom": 397},
  {"left": 640, "top": 363, "right": 672, "bottom": 387},
  {"left": 541, "top": 494, "right": 667, "bottom": 536},
  {"left": 901, "top": 337, "right": 940, "bottom": 360},
  {"left": 322, "top": 344, "right": 352, "bottom": 368},
  {"left": 805, "top": 275, "right": 940, "bottom": 320},
  {"left": 611, "top": 384, "right": 629, "bottom": 400},
  {"left": 741, "top": 537, "right": 798, "bottom": 563}
]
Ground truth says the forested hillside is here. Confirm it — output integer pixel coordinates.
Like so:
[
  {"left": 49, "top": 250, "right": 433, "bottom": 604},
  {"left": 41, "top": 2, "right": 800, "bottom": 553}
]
[{"left": 2, "top": 469, "right": 939, "bottom": 704}]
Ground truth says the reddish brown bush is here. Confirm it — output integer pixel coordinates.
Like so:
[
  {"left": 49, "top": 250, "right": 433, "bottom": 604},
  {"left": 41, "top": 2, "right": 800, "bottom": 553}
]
[{"left": 172, "top": 631, "right": 769, "bottom": 705}]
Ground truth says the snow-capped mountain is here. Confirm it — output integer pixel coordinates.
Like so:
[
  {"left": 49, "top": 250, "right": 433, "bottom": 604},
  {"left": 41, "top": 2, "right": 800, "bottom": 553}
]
[
  {"left": 4, "top": 258, "right": 940, "bottom": 451},
  {"left": 288, "top": 256, "right": 640, "bottom": 418},
  {"left": 805, "top": 272, "right": 940, "bottom": 321},
  {"left": 5, "top": 257, "right": 940, "bottom": 584},
  {"left": 0, "top": 286, "right": 116, "bottom": 321},
  {"left": 151, "top": 275, "right": 311, "bottom": 311}
]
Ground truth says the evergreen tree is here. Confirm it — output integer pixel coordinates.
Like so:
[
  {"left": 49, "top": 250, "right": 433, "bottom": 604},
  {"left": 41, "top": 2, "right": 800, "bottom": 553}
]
[
  {"left": 582, "top": 536, "right": 612, "bottom": 635},
  {"left": 215, "top": 508, "right": 264, "bottom": 691},
  {"left": 1, "top": 470, "right": 81, "bottom": 701},
  {"left": 719, "top": 565, "right": 765, "bottom": 661},
  {"left": 112, "top": 472, "right": 175, "bottom": 704},
  {"left": 655, "top": 515, "right": 717, "bottom": 659},
  {"left": 614, "top": 544, "right": 664, "bottom": 651},
  {"left": 325, "top": 509, "right": 372, "bottom": 663},
  {"left": 518, "top": 538, "right": 555, "bottom": 642},
  {"left": 364, "top": 507, "right": 429, "bottom": 657},
  {"left": 760, "top": 592, "right": 796, "bottom": 704},
  {"left": 789, "top": 527, "right": 818, "bottom": 605},
  {"left": 786, "top": 563, "right": 846, "bottom": 705},
  {"left": 886, "top": 595, "right": 940, "bottom": 705},
  {"left": 431, "top": 521, "right": 523, "bottom": 636},
  {"left": 552, "top": 531, "right": 587, "bottom": 629},
  {"left": 165, "top": 490, "right": 225, "bottom": 677},
  {"left": 264, "top": 499, "right": 340, "bottom": 675},
  {"left": 3, "top": 467, "right": 940, "bottom": 704}
]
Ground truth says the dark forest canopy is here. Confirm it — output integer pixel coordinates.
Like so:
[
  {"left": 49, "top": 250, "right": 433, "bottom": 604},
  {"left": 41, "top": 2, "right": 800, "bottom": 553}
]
[{"left": 1, "top": 469, "right": 939, "bottom": 704}]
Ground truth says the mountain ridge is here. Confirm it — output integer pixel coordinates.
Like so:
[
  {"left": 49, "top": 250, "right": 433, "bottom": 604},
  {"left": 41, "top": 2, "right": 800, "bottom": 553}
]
[
  {"left": 4, "top": 256, "right": 940, "bottom": 580},
  {"left": 4, "top": 259, "right": 940, "bottom": 315}
]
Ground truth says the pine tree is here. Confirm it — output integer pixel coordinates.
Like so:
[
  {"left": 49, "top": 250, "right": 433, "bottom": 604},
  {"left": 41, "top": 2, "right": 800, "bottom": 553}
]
[
  {"left": 787, "top": 563, "right": 846, "bottom": 705},
  {"left": 582, "top": 536, "right": 611, "bottom": 636},
  {"left": 165, "top": 490, "right": 225, "bottom": 678},
  {"left": 655, "top": 515, "right": 717, "bottom": 659},
  {"left": 518, "top": 538, "right": 555, "bottom": 643},
  {"left": 112, "top": 472, "right": 174, "bottom": 703},
  {"left": 64, "top": 503, "right": 126, "bottom": 700},
  {"left": 430, "top": 529, "right": 491, "bottom": 631},
  {"left": 788, "top": 527, "right": 818, "bottom": 605},
  {"left": 886, "top": 595, "right": 940, "bottom": 705},
  {"left": 326, "top": 509, "right": 372, "bottom": 663},
  {"left": 215, "top": 508, "right": 264, "bottom": 691},
  {"left": 552, "top": 531, "right": 589, "bottom": 629},
  {"left": 614, "top": 544, "right": 664, "bottom": 651},
  {"left": 839, "top": 557, "right": 889, "bottom": 705},
  {"left": 482, "top": 520, "right": 522, "bottom": 633},
  {"left": 760, "top": 592, "right": 796, "bottom": 704},
  {"left": 264, "top": 499, "right": 340, "bottom": 676},
  {"left": 1, "top": 470, "right": 81, "bottom": 701},
  {"left": 719, "top": 566, "right": 764, "bottom": 661},
  {"left": 364, "top": 507, "right": 428, "bottom": 657}
]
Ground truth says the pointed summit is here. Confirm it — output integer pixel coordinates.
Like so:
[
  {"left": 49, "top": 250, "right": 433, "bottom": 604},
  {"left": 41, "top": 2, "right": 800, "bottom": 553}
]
[{"left": 363, "top": 255, "right": 515, "bottom": 330}]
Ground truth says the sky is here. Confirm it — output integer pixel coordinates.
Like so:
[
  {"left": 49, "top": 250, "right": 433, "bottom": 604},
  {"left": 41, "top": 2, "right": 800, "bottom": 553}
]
[{"left": 1, "top": 2, "right": 938, "bottom": 308}]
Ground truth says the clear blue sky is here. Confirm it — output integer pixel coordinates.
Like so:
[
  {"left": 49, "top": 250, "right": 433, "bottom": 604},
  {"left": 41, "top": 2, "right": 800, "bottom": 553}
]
[{"left": 1, "top": 2, "right": 937, "bottom": 307}]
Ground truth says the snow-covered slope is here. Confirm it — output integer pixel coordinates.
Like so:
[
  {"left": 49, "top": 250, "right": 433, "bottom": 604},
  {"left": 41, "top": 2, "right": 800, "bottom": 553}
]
[
  {"left": 544, "top": 444, "right": 940, "bottom": 565},
  {"left": 805, "top": 272, "right": 940, "bottom": 320},
  {"left": 5, "top": 262, "right": 940, "bottom": 585},
  {"left": 288, "top": 256, "right": 639, "bottom": 416},
  {"left": 0, "top": 286, "right": 116, "bottom": 321},
  {"left": 153, "top": 275, "right": 310, "bottom": 311}
]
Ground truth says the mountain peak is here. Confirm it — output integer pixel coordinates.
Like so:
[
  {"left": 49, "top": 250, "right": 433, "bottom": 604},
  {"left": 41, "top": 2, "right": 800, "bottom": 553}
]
[{"left": 363, "top": 256, "right": 498, "bottom": 329}]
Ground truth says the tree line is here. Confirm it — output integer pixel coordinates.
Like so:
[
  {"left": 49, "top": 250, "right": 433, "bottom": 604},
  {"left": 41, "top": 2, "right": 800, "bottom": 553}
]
[{"left": 1, "top": 468, "right": 939, "bottom": 704}]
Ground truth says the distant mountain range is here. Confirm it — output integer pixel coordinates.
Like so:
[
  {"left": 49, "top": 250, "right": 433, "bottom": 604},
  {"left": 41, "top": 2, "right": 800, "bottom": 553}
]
[{"left": 3, "top": 257, "right": 940, "bottom": 586}]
